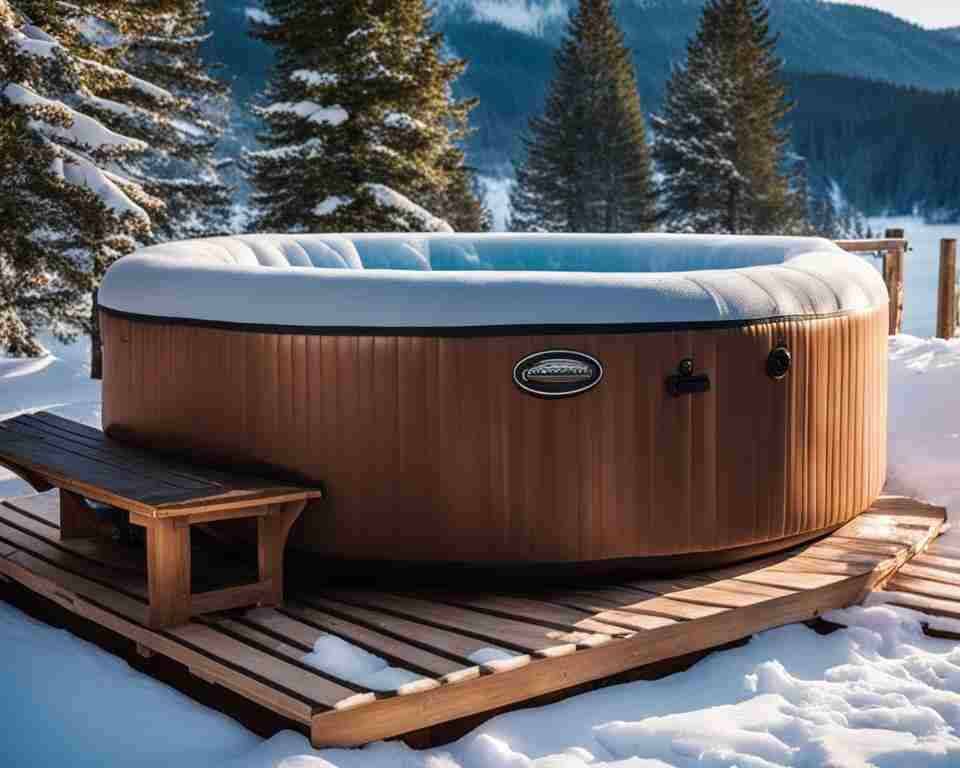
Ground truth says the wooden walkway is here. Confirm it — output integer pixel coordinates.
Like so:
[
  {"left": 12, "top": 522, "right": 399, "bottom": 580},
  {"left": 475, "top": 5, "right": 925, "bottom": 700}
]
[
  {"left": 0, "top": 491, "right": 945, "bottom": 747},
  {"left": 875, "top": 527, "right": 960, "bottom": 629}
]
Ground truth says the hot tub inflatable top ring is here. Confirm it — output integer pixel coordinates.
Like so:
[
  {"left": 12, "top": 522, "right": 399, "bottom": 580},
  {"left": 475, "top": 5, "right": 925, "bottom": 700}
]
[
  {"left": 99, "top": 233, "right": 887, "bottom": 331},
  {"left": 98, "top": 234, "right": 889, "bottom": 581}
]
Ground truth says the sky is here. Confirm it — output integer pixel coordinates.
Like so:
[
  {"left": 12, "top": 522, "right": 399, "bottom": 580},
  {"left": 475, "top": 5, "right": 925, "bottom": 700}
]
[{"left": 830, "top": 1, "right": 960, "bottom": 29}]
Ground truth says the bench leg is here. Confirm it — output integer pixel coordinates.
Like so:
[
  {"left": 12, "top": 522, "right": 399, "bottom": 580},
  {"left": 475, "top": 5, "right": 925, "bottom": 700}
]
[
  {"left": 146, "top": 518, "right": 191, "bottom": 628},
  {"left": 59, "top": 490, "right": 99, "bottom": 539},
  {"left": 258, "top": 501, "right": 305, "bottom": 607}
]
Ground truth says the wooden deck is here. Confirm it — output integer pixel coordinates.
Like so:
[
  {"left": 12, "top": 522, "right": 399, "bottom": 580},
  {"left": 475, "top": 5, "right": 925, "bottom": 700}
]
[
  {"left": 0, "top": 490, "right": 945, "bottom": 747},
  {"left": 875, "top": 528, "right": 960, "bottom": 629}
]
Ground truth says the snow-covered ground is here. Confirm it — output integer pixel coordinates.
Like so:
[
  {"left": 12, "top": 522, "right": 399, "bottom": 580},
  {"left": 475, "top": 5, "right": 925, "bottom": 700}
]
[{"left": 2, "top": 333, "right": 960, "bottom": 767}]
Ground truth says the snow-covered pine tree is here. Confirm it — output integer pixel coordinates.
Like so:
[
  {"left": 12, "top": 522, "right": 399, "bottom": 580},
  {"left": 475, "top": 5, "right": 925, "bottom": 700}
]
[
  {"left": 0, "top": 0, "right": 160, "bottom": 365},
  {"left": 113, "top": 0, "right": 233, "bottom": 240},
  {"left": 1, "top": 0, "right": 229, "bottom": 375},
  {"left": 652, "top": 0, "right": 801, "bottom": 234},
  {"left": 509, "top": 0, "right": 656, "bottom": 233},
  {"left": 246, "top": 0, "right": 485, "bottom": 233}
]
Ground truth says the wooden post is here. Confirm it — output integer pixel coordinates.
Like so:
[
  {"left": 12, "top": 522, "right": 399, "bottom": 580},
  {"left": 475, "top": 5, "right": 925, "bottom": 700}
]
[
  {"left": 884, "top": 228, "right": 905, "bottom": 335},
  {"left": 59, "top": 489, "right": 99, "bottom": 539},
  {"left": 257, "top": 500, "right": 306, "bottom": 606},
  {"left": 145, "top": 518, "right": 192, "bottom": 628},
  {"left": 937, "top": 239, "right": 957, "bottom": 340}
]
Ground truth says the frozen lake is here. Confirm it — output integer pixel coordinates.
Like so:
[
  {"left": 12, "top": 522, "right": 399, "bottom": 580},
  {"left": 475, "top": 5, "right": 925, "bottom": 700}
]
[{"left": 868, "top": 216, "right": 959, "bottom": 338}]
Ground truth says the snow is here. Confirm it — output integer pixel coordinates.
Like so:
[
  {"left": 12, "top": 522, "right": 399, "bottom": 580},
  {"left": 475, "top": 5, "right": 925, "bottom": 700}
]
[
  {"left": 302, "top": 634, "right": 424, "bottom": 692},
  {"left": 98, "top": 235, "right": 886, "bottom": 328},
  {"left": 245, "top": 7, "right": 279, "bottom": 26},
  {"left": 480, "top": 175, "right": 513, "bottom": 231},
  {"left": 885, "top": 335, "right": 960, "bottom": 518},
  {"left": 384, "top": 111, "right": 425, "bottom": 131},
  {"left": 365, "top": 183, "right": 453, "bottom": 233},
  {"left": 263, "top": 102, "right": 349, "bottom": 126},
  {"left": 245, "top": 139, "right": 325, "bottom": 162},
  {"left": 51, "top": 147, "right": 151, "bottom": 223},
  {"left": 467, "top": 647, "right": 519, "bottom": 665},
  {"left": 3, "top": 332, "right": 960, "bottom": 766},
  {"left": 3, "top": 83, "right": 148, "bottom": 154},
  {"left": 314, "top": 195, "right": 353, "bottom": 217},
  {"left": 292, "top": 70, "right": 339, "bottom": 87},
  {"left": 470, "top": 0, "right": 568, "bottom": 35}
]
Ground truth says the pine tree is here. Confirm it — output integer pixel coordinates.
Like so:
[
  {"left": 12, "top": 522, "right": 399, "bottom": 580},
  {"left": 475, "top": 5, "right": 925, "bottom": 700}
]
[
  {"left": 509, "top": 0, "right": 656, "bottom": 233},
  {"left": 1, "top": 0, "right": 160, "bottom": 364},
  {"left": 652, "top": 0, "right": 801, "bottom": 234},
  {"left": 246, "top": 0, "right": 485, "bottom": 233},
  {"left": 0, "top": 0, "right": 229, "bottom": 375},
  {"left": 116, "top": 0, "right": 233, "bottom": 241}
]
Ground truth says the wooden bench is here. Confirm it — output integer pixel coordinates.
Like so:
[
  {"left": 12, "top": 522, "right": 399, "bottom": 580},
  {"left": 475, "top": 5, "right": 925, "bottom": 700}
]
[{"left": 0, "top": 411, "right": 322, "bottom": 628}]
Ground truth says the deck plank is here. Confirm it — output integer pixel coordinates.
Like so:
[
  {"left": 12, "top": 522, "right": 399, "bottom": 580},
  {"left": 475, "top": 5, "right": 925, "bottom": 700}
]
[
  {"left": 248, "top": 605, "right": 469, "bottom": 680},
  {"left": 296, "top": 595, "right": 534, "bottom": 666},
  {"left": 428, "top": 593, "right": 633, "bottom": 637},
  {"left": 167, "top": 622, "right": 365, "bottom": 711},
  {"left": 2, "top": 497, "right": 146, "bottom": 574},
  {"left": 326, "top": 590, "right": 605, "bottom": 654},
  {"left": 0, "top": 513, "right": 147, "bottom": 598}
]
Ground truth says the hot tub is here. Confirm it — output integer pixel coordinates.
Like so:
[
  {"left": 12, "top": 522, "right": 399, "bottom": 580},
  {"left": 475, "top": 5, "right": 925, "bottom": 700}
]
[{"left": 98, "top": 233, "right": 888, "bottom": 576}]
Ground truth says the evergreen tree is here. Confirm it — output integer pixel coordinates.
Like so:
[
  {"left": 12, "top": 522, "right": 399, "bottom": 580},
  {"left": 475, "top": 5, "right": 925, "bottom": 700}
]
[
  {"left": 652, "top": 0, "right": 800, "bottom": 234},
  {"left": 0, "top": 0, "right": 229, "bottom": 375},
  {"left": 247, "top": 0, "right": 485, "bottom": 233},
  {"left": 509, "top": 0, "right": 656, "bottom": 233},
  {"left": 116, "top": 0, "right": 233, "bottom": 241}
]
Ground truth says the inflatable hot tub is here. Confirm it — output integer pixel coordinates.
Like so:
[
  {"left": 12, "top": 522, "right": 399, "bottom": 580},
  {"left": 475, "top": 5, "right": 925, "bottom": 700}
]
[{"left": 98, "top": 234, "right": 888, "bottom": 576}]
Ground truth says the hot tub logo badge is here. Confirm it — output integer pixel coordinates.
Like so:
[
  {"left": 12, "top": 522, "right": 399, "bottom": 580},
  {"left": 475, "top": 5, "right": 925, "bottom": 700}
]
[{"left": 513, "top": 350, "right": 603, "bottom": 397}]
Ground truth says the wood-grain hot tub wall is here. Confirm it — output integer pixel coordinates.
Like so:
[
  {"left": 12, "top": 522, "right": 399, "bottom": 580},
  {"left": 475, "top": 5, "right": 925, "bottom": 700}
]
[{"left": 100, "top": 304, "right": 887, "bottom": 567}]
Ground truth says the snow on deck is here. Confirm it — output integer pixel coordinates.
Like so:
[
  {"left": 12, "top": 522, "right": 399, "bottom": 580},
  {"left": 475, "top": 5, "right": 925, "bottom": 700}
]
[{"left": 1, "top": 334, "right": 959, "bottom": 766}]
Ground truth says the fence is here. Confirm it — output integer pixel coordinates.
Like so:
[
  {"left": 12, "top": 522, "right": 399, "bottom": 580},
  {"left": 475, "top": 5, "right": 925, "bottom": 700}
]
[{"left": 837, "top": 229, "right": 959, "bottom": 339}]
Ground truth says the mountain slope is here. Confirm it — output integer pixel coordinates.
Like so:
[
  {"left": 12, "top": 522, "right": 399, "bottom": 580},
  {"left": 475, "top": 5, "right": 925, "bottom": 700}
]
[
  {"left": 438, "top": 0, "right": 960, "bottom": 171},
  {"left": 788, "top": 73, "right": 960, "bottom": 221}
]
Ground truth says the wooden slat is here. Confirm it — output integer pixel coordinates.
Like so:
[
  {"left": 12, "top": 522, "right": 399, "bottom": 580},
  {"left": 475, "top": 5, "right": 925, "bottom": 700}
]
[
  {"left": 2, "top": 417, "right": 214, "bottom": 493},
  {"left": 910, "top": 552, "right": 960, "bottom": 575},
  {"left": 886, "top": 574, "right": 960, "bottom": 603},
  {"left": 536, "top": 591, "right": 683, "bottom": 627},
  {"left": 270, "top": 602, "right": 479, "bottom": 679},
  {"left": 191, "top": 581, "right": 271, "bottom": 615},
  {"left": 327, "top": 590, "right": 606, "bottom": 654},
  {"left": 1, "top": 497, "right": 146, "bottom": 573},
  {"left": 879, "top": 590, "right": 960, "bottom": 622},
  {"left": 895, "top": 562, "right": 960, "bottom": 587},
  {"left": 168, "top": 622, "right": 364, "bottom": 711},
  {"left": 297, "top": 595, "right": 532, "bottom": 667},
  {"left": 553, "top": 586, "right": 728, "bottom": 621},
  {"left": 23, "top": 413, "right": 225, "bottom": 488},
  {"left": 0, "top": 546, "right": 148, "bottom": 622},
  {"left": 835, "top": 238, "right": 907, "bottom": 253},
  {"left": 213, "top": 616, "right": 440, "bottom": 696},
  {"left": 0, "top": 513, "right": 147, "bottom": 599},
  {"left": 429, "top": 593, "right": 633, "bottom": 637},
  {"left": 249, "top": 606, "right": 470, "bottom": 680}
]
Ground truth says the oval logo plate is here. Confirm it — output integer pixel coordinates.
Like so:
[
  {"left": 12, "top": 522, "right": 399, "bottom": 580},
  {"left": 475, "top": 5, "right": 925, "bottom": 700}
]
[{"left": 513, "top": 350, "right": 603, "bottom": 398}]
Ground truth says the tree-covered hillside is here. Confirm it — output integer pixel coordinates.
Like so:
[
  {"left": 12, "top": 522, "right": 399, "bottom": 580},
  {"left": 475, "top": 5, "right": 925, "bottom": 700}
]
[
  {"left": 439, "top": 0, "right": 960, "bottom": 171},
  {"left": 788, "top": 73, "right": 960, "bottom": 222}
]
